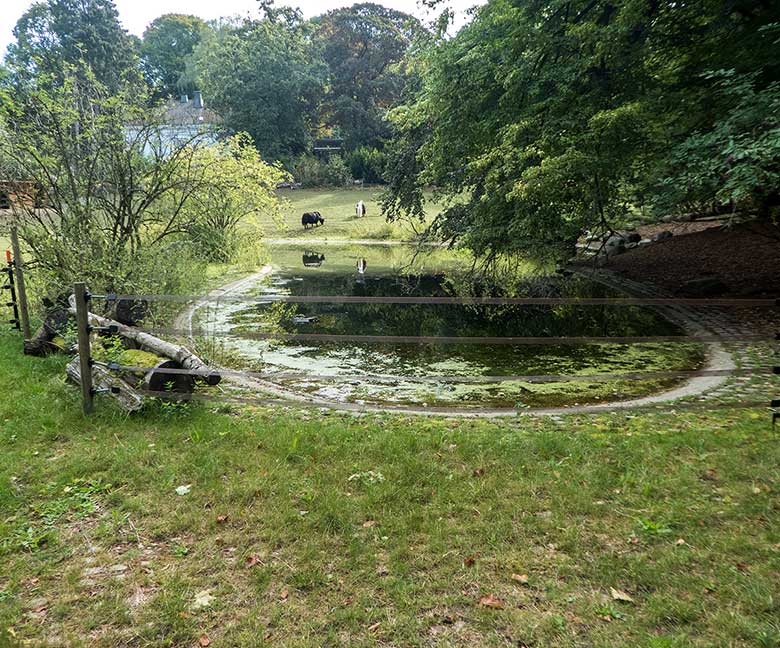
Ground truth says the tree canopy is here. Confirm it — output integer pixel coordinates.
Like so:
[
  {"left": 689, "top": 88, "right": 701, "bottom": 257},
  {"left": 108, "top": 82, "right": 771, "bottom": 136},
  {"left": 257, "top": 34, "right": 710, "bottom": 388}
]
[
  {"left": 192, "top": 13, "right": 326, "bottom": 160},
  {"left": 313, "top": 3, "right": 423, "bottom": 149},
  {"left": 382, "top": 0, "right": 780, "bottom": 261},
  {"left": 6, "top": 0, "right": 139, "bottom": 91},
  {"left": 140, "top": 14, "right": 208, "bottom": 99}
]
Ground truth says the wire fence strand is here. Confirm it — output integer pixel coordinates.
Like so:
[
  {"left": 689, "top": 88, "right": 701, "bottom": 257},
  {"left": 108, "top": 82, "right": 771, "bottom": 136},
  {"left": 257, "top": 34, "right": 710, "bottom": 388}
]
[
  {"left": 95, "top": 362, "right": 775, "bottom": 385},
  {"left": 139, "top": 327, "right": 776, "bottom": 346},
  {"left": 91, "top": 293, "right": 780, "bottom": 307}
]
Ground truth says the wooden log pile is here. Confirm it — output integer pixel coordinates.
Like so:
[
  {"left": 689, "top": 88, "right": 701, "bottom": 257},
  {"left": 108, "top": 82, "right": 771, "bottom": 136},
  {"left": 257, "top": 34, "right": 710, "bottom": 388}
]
[{"left": 66, "top": 297, "right": 221, "bottom": 412}]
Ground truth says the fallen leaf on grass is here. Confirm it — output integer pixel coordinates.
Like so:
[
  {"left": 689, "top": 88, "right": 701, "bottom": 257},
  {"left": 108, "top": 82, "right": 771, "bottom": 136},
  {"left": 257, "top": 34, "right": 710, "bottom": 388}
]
[
  {"left": 368, "top": 622, "right": 381, "bottom": 632},
  {"left": 511, "top": 573, "right": 529, "bottom": 585},
  {"left": 478, "top": 594, "right": 505, "bottom": 609},
  {"left": 192, "top": 590, "right": 214, "bottom": 610},
  {"left": 463, "top": 555, "right": 476, "bottom": 567},
  {"left": 279, "top": 587, "right": 289, "bottom": 600},
  {"left": 246, "top": 554, "right": 261, "bottom": 568},
  {"left": 610, "top": 587, "right": 635, "bottom": 604},
  {"left": 198, "top": 634, "right": 211, "bottom": 647},
  {"left": 472, "top": 468, "right": 485, "bottom": 477},
  {"left": 362, "top": 520, "right": 376, "bottom": 528},
  {"left": 675, "top": 538, "right": 686, "bottom": 546},
  {"left": 216, "top": 515, "right": 228, "bottom": 524}
]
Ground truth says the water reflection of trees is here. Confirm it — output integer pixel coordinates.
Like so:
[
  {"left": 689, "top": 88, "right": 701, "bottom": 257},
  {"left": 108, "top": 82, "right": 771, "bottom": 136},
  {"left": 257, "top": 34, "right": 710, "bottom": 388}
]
[{"left": 247, "top": 272, "right": 684, "bottom": 340}]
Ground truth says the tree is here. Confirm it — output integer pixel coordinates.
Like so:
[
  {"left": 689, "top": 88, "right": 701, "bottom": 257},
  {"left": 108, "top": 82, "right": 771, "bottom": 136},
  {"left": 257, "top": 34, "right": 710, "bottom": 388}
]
[
  {"left": 177, "top": 134, "right": 289, "bottom": 261},
  {"left": 0, "top": 62, "right": 284, "bottom": 297},
  {"left": 382, "top": 0, "right": 780, "bottom": 263},
  {"left": 6, "top": 0, "right": 139, "bottom": 91},
  {"left": 140, "top": 14, "right": 208, "bottom": 98},
  {"left": 192, "top": 13, "right": 326, "bottom": 160},
  {"left": 313, "top": 3, "right": 423, "bottom": 150}
]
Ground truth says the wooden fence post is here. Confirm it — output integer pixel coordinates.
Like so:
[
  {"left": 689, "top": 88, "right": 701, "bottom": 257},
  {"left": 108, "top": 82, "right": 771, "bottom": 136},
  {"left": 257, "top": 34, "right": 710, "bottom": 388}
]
[
  {"left": 4, "top": 250, "right": 20, "bottom": 331},
  {"left": 10, "top": 227, "right": 31, "bottom": 339},
  {"left": 74, "top": 282, "right": 94, "bottom": 414}
]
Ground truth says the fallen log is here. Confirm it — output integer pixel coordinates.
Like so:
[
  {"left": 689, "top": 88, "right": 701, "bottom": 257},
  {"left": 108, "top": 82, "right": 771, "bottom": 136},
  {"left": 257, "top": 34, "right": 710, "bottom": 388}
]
[
  {"left": 67, "top": 296, "right": 221, "bottom": 386},
  {"left": 24, "top": 301, "right": 70, "bottom": 357},
  {"left": 111, "top": 348, "right": 196, "bottom": 393},
  {"left": 66, "top": 357, "right": 144, "bottom": 412}
]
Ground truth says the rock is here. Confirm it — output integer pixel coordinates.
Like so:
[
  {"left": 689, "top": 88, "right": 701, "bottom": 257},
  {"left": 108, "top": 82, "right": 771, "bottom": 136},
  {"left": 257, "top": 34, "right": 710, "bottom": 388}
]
[
  {"left": 661, "top": 215, "right": 675, "bottom": 223},
  {"left": 638, "top": 238, "right": 653, "bottom": 247},
  {"left": 624, "top": 232, "right": 642, "bottom": 244},
  {"left": 677, "top": 276, "right": 729, "bottom": 297},
  {"left": 651, "top": 230, "right": 673, "bottom": 243},
  {"left": 605, "top": 235, "right": 626, "bottom": 256}
]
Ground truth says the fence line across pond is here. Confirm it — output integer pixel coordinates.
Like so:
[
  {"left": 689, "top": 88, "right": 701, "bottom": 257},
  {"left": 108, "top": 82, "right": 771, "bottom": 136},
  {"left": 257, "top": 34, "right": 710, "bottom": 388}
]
[
  {"left": 93, "top": 361, "right": 775, "bottom": 385},
  {"left": 142, "top": 327, "right": 776, "bottom": 346},
  {"left": 69, "top": 284, "right": 779, "bottom": 418},
  {"left": 89, "top": 293, "right": 780, "bottom": 308}
]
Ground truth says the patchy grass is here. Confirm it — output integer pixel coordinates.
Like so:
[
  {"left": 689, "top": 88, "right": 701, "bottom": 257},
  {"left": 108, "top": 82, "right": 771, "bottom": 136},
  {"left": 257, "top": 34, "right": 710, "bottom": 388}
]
[{"left": 0, "top": 330, "right": 779, "bottom": 646}]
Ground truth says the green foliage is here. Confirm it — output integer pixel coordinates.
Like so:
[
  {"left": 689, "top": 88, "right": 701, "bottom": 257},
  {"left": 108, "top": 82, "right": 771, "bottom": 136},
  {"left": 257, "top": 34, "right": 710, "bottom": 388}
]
[
  {"left": 657, "top": 69, "right": 780, "bottom": 219},
  {"left": 0, "top": 63, "right": 281, "bottom": 301},
  {"left": 313, "top": 3, "right": 423, "bottom": 150},
  {"left": 193, "top": 14, "right": 326, "bottom": 159},
  {"left": 140, "top": 13, "right": 208, "bottom": 98},
  {"left": 6, "top": 0, "right": 140, "bottom": 91},
  {"left": 383, "top": 0, "right": 780, "bottom": 262},
  {"left": 344, "top": 146, "right": 388, "bottom": 183},
  {"left": 173, "top": 133, "right": 289, "bottom": 261},
  {"left": 291, "top": 154, "right": 354, "bottom": 188}
]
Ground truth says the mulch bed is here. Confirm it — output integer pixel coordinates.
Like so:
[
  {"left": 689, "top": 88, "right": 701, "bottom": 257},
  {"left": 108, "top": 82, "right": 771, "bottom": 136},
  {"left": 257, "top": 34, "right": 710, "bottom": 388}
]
[{"left": 587, "top": 221, "right": 780, "bottom": 299}]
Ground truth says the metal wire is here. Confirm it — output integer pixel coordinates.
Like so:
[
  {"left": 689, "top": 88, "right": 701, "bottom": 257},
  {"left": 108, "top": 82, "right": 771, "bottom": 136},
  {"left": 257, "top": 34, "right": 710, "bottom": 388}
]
[
  {"left": 94, "top": 361, "right": 774, "bottom": 385},
  {"left": 89, "top": 293, "right": 779, "bottom": 307}
]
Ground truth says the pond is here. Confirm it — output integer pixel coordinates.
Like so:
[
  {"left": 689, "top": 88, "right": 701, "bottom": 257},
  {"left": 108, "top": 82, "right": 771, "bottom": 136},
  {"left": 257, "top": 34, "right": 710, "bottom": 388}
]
[{"left": 194, "top": 244, "right": 705, "bottom": 409}]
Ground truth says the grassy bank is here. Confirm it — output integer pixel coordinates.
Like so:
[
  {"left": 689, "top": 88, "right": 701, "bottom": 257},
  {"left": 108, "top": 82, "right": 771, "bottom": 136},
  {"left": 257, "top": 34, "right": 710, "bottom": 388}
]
[{"left": 1, "top": 331, "right": 779, "bottom": 646}]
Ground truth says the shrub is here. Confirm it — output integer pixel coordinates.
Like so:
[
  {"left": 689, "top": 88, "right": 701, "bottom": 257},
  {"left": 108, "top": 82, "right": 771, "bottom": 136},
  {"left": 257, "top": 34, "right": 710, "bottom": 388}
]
[
  {"left": 291, "top": 154, "right": 353, "bottom": 187},
  {"left": 345, "top": 146, "right": 388, "bottom": 184}
]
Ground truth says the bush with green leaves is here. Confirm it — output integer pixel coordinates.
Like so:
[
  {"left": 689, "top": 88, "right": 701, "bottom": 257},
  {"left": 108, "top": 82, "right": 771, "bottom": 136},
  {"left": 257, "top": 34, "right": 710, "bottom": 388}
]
[
  {"left": 291, "top": 154, "right": 353, "bottom": 188},
  {"left": 344, "top": 146, "right": 388, "bottom": 184},
  {"left": 0, "top": 63, "right": 284, "bottom": 305}
]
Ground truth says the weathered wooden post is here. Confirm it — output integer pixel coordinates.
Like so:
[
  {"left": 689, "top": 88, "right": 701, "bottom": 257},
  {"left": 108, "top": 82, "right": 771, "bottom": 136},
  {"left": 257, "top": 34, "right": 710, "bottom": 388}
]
[
  {"left": 10, "top": 227, "right": 31, "bottom": 339},
  {"left": 74, "top": 282, "right": 94, "bottom": 414},
  {"left": 3, "top": 250, "right": 20, "bottom": 331}
]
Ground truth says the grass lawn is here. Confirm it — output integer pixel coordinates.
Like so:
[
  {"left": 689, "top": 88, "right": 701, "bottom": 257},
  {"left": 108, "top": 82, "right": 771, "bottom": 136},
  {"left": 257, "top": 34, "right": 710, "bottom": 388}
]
[
  {"left": 260, "top": 187, "right": 442, "bottom": 241},
  {"left": 1, "top": 329, "right": 779, "bottom": 647}
]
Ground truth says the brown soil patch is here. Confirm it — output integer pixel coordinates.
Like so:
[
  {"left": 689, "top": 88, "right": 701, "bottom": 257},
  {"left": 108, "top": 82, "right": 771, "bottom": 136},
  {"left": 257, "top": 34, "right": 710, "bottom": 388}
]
[{"left": 592, "top": 221, "right": 780, "bottom": 298}]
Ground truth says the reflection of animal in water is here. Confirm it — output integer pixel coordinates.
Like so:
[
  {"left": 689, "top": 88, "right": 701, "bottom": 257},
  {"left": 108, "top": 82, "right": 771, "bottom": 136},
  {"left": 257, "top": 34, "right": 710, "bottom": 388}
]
[
  {"left": 355, "top": 200, "right": 366, "bottom": 218},
  {"left": 302, "top": 251, "right": 326, "bottom": 267},
  {"left": 356, "top": 258, "right": 367, "bottom": 274},
  {"left": 301, "top": 211, "right": 324, "bottom": 229}
]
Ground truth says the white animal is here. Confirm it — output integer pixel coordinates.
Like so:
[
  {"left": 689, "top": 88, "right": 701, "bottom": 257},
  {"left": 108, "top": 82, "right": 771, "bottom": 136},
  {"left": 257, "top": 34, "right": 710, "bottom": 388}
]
[{"left": 355, "top": 200, "right": 366, "bottom": 218}]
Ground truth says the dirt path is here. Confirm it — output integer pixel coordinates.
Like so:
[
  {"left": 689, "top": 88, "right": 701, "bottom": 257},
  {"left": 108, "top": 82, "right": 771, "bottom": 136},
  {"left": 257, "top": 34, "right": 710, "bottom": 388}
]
[{"left": 172, "top": 265, "right": 273, "bottom": 336}]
